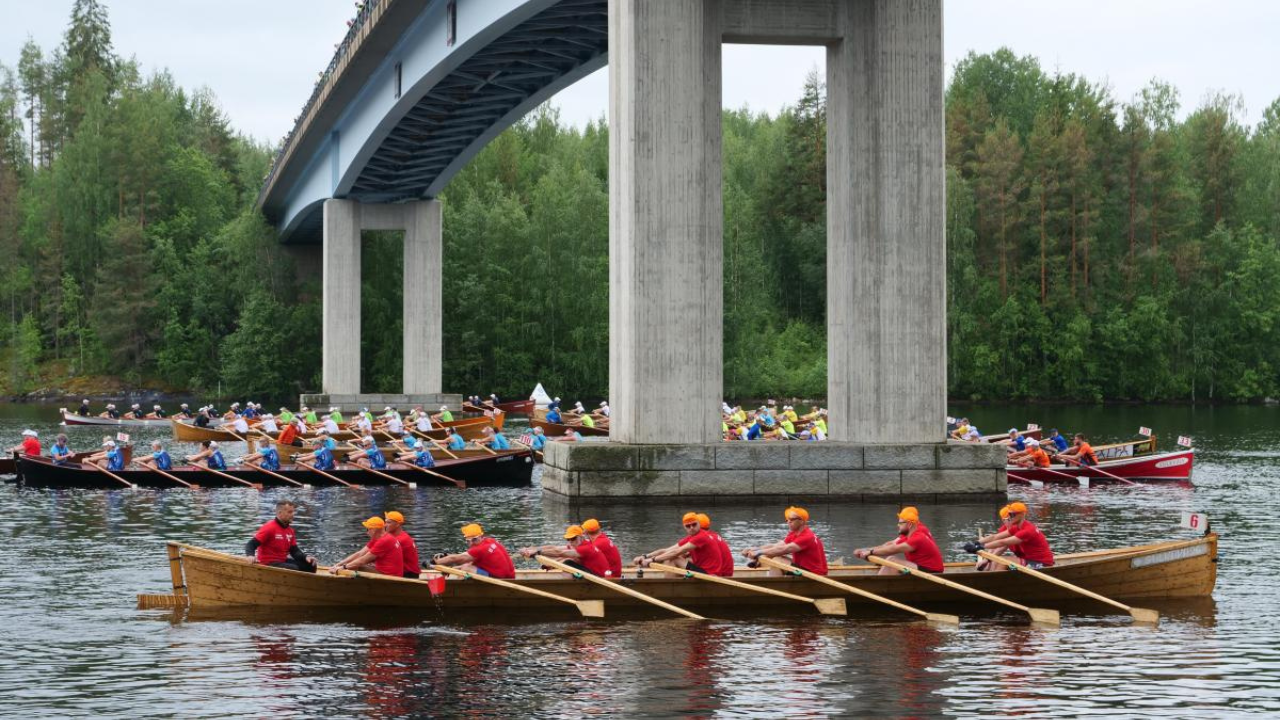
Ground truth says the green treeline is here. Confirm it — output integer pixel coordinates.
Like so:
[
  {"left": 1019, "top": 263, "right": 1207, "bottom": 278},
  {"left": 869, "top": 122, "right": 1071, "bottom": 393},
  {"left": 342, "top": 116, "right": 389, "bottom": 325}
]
[{"left": 1, "top": 3, "right": 1276, "bottom": 403}]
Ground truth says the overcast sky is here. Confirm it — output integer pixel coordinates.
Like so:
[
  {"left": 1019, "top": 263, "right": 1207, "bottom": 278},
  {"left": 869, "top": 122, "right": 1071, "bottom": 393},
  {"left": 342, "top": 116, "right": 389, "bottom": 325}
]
[{"left": 3, "top": 1, "right": 1277, "bottom": 144}]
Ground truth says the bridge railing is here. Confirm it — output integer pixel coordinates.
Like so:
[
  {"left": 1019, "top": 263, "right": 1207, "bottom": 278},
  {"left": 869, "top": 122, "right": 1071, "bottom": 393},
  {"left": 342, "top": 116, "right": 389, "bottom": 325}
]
[{"left": 258, "top": 0, "right": 392, "bottom": 207}]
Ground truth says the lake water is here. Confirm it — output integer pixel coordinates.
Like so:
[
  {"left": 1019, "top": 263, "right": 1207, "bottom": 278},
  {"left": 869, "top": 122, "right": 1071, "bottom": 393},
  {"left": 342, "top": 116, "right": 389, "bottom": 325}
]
[{"left": 0, "top": 403, "right": 1277, "bottom": 717}]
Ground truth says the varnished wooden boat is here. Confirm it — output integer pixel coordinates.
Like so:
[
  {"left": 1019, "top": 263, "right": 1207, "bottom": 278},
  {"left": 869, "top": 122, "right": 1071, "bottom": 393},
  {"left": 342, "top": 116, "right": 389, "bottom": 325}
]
[
  {"left": 172, "top": 414, "right": 496, "bottom": 444},
  {"left": 464, "top": 398, "right": 534, "bottom": 416},
  {"left": 272, "top": 441, "right": 518, "bottom": 464},
  {"left": 140, "top": 534, "right": 1217, "bottom": 615},
  {"left": 16, "top": 448, "right": 533, "bottom": 489},
  {"left": 530, "top": 409, "right": 609, "bottom": 438}
]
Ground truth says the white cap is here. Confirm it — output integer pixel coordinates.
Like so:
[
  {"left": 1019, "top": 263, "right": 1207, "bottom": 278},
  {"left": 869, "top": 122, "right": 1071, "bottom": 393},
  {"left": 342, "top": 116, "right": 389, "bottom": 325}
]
[
  {"left": 264, "top": 413, "right": 274, "bottom": 419},
  {"left": 131, "top": 403, "right": 140, "bottom": 408},
  {"left": 21, "top": 429, "right": 36, "bottom": 437},
  {"left": 440, "top": 405, "right": 448, "bottom": 411},
  {"left": 209, "top": 441, "right": 218, "bottom": 448},
  {"left": 533, "top": 427, "right": 544, "bottom": 434},
  {"left": 1027, "top": 438, "right": 1041, "bottom": 447},
  {"left": 362, "top": 436, "right": 374, "bottom": 444},
  {"left": 231, "top": 402, "right": 240, "bottom": 407},
  {"left": 490, "top": 393, "right": 498, "bottom": 399},
  {"left": 102, "top": 439, "right": 116, "bottom": 447},
  {"left": 153, "top": 405, "right": 161, "bottom": 409},
  {"left": 331, "top": 407, "right": 339, "bottom": 412},
  {"left": 600, "top": 401, "right": 608, "bottom": 407},
  {"left": 384, "top": 406, "right": 392, "bottom": 411},
  {"left": 107, "top": 404, "right": 116, "bottom": 409},
  {"left": 1008, "top": 428, "right": 1018, "bottom": 434},
  {"left": 554, "top": 396, "right": 561, "bottom": 402}
]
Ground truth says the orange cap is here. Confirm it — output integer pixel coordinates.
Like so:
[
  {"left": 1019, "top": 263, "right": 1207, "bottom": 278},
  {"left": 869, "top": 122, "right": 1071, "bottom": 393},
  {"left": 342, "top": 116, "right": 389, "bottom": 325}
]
[
  {"left": 582, "top": 518, "right": 601, "bottom": 533},
  {"left": 362, "top": 516, "right": 385, "bottom": 529},
  {"left": 682, "top": 512, "right": 699, "bottom": 524},
  {"left": 461, "top": 523, "right": 483, "bottom": 538},
  {"left": 998, "top": 505, "right": 1011, "bottom": 520},
  {"left": 1007, "top": 501, "right": 1028, "bottom": 515},
  {"left": 785, "top": 506, "right": 809, "bottom": 522},
  {"left": 384, "top": 511, "right": 405, "bottom": 524},
  {"left": 697, "top": 513, "right": 711, "bottom": 529},
  {"left": 563, "top": 524, "right": 585, "bottom": 540},
  {"left": 897, "top": 506, "right": 920, "bottom": 523}
]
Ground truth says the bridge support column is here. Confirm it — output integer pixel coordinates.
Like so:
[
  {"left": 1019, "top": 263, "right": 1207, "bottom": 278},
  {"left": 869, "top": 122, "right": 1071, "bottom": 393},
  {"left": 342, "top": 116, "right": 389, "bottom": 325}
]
[
  {"left": 402, "top": 199, "right": 443, "bottom": 395},
  {"left": 606, "top": 0, "right": 723, "bottom": 445},
  {"left": 322, "top": 199, "right": 361, "bottom": 395},
  {"left": 826, "top": 0, "right": 946, "bottom": 444}
]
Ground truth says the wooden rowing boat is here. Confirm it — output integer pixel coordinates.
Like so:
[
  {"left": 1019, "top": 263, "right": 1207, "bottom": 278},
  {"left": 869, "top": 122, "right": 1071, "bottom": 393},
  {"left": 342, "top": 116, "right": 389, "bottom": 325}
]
[
  {"left": 273, "top": 442, "right": 514, "bottom": 464},
  {"left": 16, "top": 448, "right": 533, "bottom": 489},
  {"left": 2, "top": 446, "right": 134, "bottom": 479},
  {"left": 1007, "top": 448, "right": 1194, "bottom": 482},
  {"left": 530, "top": 409, "right": 609, "bottom": 437},
  {"left": 464, "top": 398, "right": 534, "bottom": 416},
  {"left": 61, "top": 409, "right": 173, "bottom": 428},
  {"left": 171, "top": 414, "right": 496, "bottom": 444},
  {"left": 141, "top": 534, "right": 1216, "bottom": 614}
]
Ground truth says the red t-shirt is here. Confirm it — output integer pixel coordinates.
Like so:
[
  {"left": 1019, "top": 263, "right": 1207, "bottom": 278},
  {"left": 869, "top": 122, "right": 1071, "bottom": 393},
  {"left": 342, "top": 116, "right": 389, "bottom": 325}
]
[
  {"left": 571, "top": 540, "right": 612, "bottom": 577},
  {"left": 366, "top": 533, "right": 405, "bottom": 576},
  {"left": 253, "top": 518, "right": 296, "bottom": 565},
  {"left": 466, "top": 537, "right": 516, "bottom": 579},
  {"left": 708, "top": 530, "right": 734, "bottom": 577},
  {"left": 784, "top": 527, "right": 828, "bottom": 575},
  {"left": 591, "top": 533, "right": 623, "bottom": 577},
  {"left": 678, "top": 530, "right": 732, "bottom": 576},
  {"left": 897, "top": 523, "right": 944, "bottom": 572},
  {"left": 392, "top": 530, "right": 420, "bottom": 576},
  {"left": 277, "top": 424, "right": 298, "bottom": 446},
  {"left": 1010, "top": 520, "right": 1054, "bottom": 565},
  {"left": 21, "top": 437, "right": 41, "bottom": 456}
]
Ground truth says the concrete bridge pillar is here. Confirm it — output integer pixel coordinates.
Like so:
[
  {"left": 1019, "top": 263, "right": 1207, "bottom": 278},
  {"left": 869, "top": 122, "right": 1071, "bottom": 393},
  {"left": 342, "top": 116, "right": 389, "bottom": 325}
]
[
  {"left": 608, "top": 0, "right": 724, "bottom": 444},
  {"left": 319, "top": 198, "right": 445, "bottom": 401}
]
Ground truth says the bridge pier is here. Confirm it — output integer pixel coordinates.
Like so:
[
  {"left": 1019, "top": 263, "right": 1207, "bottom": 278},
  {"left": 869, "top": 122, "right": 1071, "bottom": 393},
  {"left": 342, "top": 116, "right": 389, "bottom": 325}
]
[{"left": 314, "top": 198, "right": 454, "bottom": 411}]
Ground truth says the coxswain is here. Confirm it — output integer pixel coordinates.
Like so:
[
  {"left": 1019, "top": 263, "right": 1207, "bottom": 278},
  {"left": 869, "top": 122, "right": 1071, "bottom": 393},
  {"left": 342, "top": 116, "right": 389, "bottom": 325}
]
[
  {"left": 10, "top": 429, "right": 41, "bottom": 456},
  {"left": 85, "top": 438, "right": 125, "bottom": 471},
  {"left": 384, "top": 511, "right": 420, "bottom": 578},
  {"left": 477, "top": 426, "right": 511, "bottom": 451},
  {"left": 77, "top": 398, "right": 92, "bottom": 417},
  {"left": 330, "top": 516, "right": 404, "bottom": 576},
  {"left": 1057, "top": 433, "right": 1099, "bottom": 467},
  {"left": 99, "top": 403, "right": 120, "bottom": 420},
  {"left": 174, "top": 403, "right": 194, "bottom": 420},
  {"left": 634, "top": 512, "right": 733, "bottom": 576},
  {"left": 581, "top": 519, "right": 623, "bottom": 578},
  {"left": 135, "top": 440, "right": 175, "bottom": 471},
  {"left": 854, "top": 506, "right": 945, "bottom": 575},
  {"left": 519, "top": 525, "right": 611, "bottom": 576},
  {"left": 967, "top": 501, "right": 1054, "bottom": 571},
  {"left": 432, "top": 524, "right": 516, "bottom": 578},
  {"left": 558, "top": 429, "right": 583, "bottom": 443},
  {"left": 742, "top": 506, "right": 828, "bottom": 575},
  {"left": 49, "top": 434, "right": 73, "bottom": 463},
  {"left": 245, "top": 499, "right": 317, "bottom": 572},
  {"left": 445, "top": 427, "right": 466, "bottom": 452},
  {"left": 187, "top": 440, "right": 228, "bottom": 470},
  {"left": 242, "top": 437, "right": 281, "bottom": 471}
]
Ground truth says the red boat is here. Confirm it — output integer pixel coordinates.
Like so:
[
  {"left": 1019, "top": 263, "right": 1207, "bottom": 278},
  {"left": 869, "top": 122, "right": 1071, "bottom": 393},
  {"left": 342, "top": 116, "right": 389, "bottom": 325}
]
[
  {"left": 463, "top": 398, "right": 534, "bottom": 416},
  {"left": 1007, "top": 449, "right": 1194, "bottom": 483}
]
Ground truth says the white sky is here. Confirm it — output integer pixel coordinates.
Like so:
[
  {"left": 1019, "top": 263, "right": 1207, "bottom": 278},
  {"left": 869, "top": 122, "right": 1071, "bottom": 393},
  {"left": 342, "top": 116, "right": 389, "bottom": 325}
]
[{"left": 3, "top": 1, "right": 1277, "bottom": 145}]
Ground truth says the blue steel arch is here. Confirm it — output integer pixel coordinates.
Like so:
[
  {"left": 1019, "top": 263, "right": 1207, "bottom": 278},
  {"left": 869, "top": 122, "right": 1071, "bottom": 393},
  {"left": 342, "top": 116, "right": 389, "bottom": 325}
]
[{"left": 259, "top": 0, "right": 607, "bottom": 244}]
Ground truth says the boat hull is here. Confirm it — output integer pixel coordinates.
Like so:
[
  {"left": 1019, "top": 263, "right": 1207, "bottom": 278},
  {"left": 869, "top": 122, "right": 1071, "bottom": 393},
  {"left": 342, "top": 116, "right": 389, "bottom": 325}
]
[
  {"left": 16, "top": 449, "right": 533, "bottom": 489},
  {"left": 1008, "top": 449, "right": 1194, "bottom": 482},
  {"left": 172, "top": 414, "right": 495, "bottom": 444},
  {"left": 464, "top": 399, "right": 534, "bottom": 416},
  {"left": 62, "top": 410, "right": 173, "bottom": 428},
  {"left": 148, "top": 534, "right": 1217, "bottom": 613}
]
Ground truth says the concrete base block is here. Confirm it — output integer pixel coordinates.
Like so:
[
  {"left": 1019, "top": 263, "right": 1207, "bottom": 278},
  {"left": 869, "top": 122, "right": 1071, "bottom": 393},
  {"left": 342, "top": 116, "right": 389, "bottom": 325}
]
[{"left": 545, "top": 442, "right": 1006, "bottom": 501}]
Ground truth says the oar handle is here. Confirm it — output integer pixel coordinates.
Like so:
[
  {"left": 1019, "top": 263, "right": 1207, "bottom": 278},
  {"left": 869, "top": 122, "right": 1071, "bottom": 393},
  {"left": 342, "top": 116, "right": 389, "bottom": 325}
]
[
  {"left": 432, "top": 565, "right": 581, "bottom": 606},
  {"left": 866, "top": 555, "right": 1032, "bottom": 612},
  {"left": 976, "top": 550, "right": 1135, "bottom": 614}
]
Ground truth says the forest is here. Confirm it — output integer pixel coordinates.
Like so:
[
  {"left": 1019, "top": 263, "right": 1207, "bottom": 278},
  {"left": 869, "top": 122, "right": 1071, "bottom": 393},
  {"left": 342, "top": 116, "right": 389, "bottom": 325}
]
[{"left": 1, "top": 2, "right": 1277, "bottom": 403}]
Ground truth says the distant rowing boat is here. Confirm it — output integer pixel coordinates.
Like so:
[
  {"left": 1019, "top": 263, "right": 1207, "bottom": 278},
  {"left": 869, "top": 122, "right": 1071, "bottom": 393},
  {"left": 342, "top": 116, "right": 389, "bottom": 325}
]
[
  {"left": 61, "top": 410, "right": 173, "bottom": 428},
  {"left": 463, "top": 398, "right": 534, "bottom": 416},
  {"left": 140, "top": 533, "right": 1217, "bottom": 614},
  {"left": 1007, "top": 448, "right": 1194, "bottom": 483},
  {"left": 171, "top": 413, "right": 499, "bottom": 443}
]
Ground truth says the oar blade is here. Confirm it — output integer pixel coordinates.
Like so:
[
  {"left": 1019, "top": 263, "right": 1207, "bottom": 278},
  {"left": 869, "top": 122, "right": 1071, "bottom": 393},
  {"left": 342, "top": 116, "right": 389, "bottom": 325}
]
[
  {"left": 813, "top": 598, "right": 847, "bottom": 616},
  {"left": 925, "top": 612, "right": 961, "bottom": 626},
  {"left": 137, "top": 593, "right": 186, "bottom": 609},
  {"left": 1130, "top": 607, "right": 1160, "bottom": 626},
  {"left": 1029, "top": 607, "right": 1061, "bottom": 626},
  {"left": 576, "top": 600, "right": 606, "bottom": 618}
]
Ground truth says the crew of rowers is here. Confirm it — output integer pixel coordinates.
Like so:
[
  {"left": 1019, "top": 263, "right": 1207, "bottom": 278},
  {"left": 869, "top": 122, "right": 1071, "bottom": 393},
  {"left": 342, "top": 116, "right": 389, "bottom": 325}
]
[
  {"left": 721, "top": 401, "right": 829, "bottom": 441},
  {"left": 947, "top": 419, "right": 1100, "bottom": 468},
  {"left": 249, "top": 501, "right": 1054, "bottom": 581},
  {"left": 542, "top": 397, "right": 610, "bottom": 431},
  {"left": 73, "top": 399, "right": 197, "bottom": 420}
]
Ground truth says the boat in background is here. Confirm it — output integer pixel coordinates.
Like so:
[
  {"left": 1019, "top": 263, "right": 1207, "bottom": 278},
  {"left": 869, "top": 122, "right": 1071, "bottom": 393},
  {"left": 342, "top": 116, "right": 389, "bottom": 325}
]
[
  {"left": 61, "top": 410, "right": 172, "bottom": 428},
  {"left": 1007, "top": 448, "right": 1194, "bottom": 483},
  {"left": 463, "top": 398, "right": 534, "bottom": 416},
  {"left": 530, "top": 409, "right": 609, "bottom": 438},
  {"left": 172, "top": 413, "right": 500, "bottom": 443}
]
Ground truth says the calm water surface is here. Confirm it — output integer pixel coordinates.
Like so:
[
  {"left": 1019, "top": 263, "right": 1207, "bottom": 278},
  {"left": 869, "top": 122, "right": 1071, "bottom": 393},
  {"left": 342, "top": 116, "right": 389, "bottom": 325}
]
[{"left": 0, "top": 403, "right": 1277, "bottom": 718}]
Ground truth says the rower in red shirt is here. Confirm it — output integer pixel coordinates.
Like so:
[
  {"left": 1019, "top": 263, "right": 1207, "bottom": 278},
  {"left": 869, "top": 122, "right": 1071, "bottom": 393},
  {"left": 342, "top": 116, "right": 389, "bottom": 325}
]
[
  {"left": 742, "top": 506, "right": 828, "bottom": 575},
  {"left": 520, "top": 525, "right": 611, "bottom": 577},
  {"left": 331, "top": 516, "right": 404, "bottom": 576},
  {"left": 633, "top": 512, "right": 732, "bottom": 576},
  {"left": 244, "top": 499, "right": 317, "bottom": 572},
  {"left": 581, "top": 518, "right": 622, "bottom": 577},
  {"left": 434, "top": 523, "right": 516, "bottom": 579},
  {"left": 9, "top": 429, "right": 41, "bottom": 456},
  {"left": 384, "top": 510, "right": 420, "bottom": 578},
  {"left": 854, "top": 506, "right": 945, "bottom": 574},
  {"left": 969, "top": 501, "right": 1054, "bottom": 570},
  {"left": 698, "top": 513, "right": 735, "bottom": 576}
]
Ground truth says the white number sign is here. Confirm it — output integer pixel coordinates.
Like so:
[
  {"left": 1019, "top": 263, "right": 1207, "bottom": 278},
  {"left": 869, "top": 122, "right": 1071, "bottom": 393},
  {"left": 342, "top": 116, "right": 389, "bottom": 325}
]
[{"left": 1180, "top": 512, "right": 1209, "bottom": 531}]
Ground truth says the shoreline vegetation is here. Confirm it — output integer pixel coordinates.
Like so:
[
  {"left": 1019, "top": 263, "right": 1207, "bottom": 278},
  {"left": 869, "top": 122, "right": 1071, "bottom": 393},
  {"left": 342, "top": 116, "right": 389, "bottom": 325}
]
[{"left": 1, "top": 4, "right": 1276, "bottom": 405}]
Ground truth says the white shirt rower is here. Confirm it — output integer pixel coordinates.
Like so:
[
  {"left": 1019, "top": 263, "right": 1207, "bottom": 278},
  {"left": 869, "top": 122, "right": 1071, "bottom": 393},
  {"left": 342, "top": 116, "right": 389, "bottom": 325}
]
[
  {"left": 356, "top": 415, "right": 372, "bottom": 432},
  {"left": 231, "top": 416, "right": 249, "bottom": 434},
  {"left": 259, "top": 416, "right": 280, "bottom": 434},
  {"left": 323, "top": 416, "right": 340, "bottom": 434},
  {"left": 387, "top": 415, "right": 404, "bottom": 434},
  {"left": 416, "top": 414, "right": 432, "bottom": 432}
]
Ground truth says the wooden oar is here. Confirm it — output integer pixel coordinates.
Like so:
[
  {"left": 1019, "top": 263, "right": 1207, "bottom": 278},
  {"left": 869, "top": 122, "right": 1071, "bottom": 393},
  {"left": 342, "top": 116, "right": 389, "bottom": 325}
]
[
  {"left": 865, "top": 556, "right": 1059, "bottom": 625},
  {"left": 394, "top": 461, "right": 466, "bottom": 489},
  {"left": 977, "top": 550, "right": 1159, "bottom": 625},
  {"left": 133, "top": 462, "right": 202, "bottom": 490},
  {"left": 184, "top": 462, "right": 265, "bottom": 489},
  {"left": 413, "top": 430, "right": 460, "bottom": 459},
  {"left": 237, "top": 461, "right": 309, "bottom": 488},
  {"left": 431, "top": 564, "right": 603, "bottom": 618},
  {"left": 86, "top": 462, "right": 136, "bottom": 489},
  {"left": 473, "top": 441, "right": 498, "bottom": 455},
  {"left": 346, "top": 457, "right": 416, "bottom": 488},
  {"left": 294, "top": 460, "right": 358, "bottom": 488},
  {"left": 536, "top": 555, "right": 705, "bottom": 620},
  {"left": 1060, "top": 456, "right": 1139, "bottom": 486},
  {"left": 648, "top": 562, "right": 846, "bottom": 616},
  {"left": 757, "top": 556, "right": 958, "bottom": 625}
]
